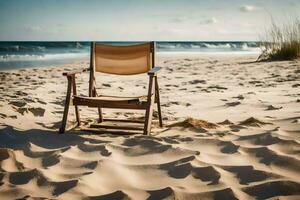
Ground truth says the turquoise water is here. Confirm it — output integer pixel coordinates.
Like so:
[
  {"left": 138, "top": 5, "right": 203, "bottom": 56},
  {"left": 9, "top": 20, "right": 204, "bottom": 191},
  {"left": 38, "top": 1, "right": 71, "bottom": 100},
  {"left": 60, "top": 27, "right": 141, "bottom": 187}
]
[{"left": 0, "top": 41, "right": 260, "bottom": 70}]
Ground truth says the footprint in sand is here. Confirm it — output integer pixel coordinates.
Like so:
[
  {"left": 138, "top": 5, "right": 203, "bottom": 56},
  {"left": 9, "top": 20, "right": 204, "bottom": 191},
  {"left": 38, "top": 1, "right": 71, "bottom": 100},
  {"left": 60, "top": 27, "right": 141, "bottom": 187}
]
[
  {"left": 265, "top": 105, "right": 283, "bottom": 111},
  {"left": 188, "top": 79, "right": 206, "bottom": 85},
  {"left": 208, "top": 85, "right": 228, "bottom": 90},
  {"left": 0, "top": 113, "right": 7, "bottom": 118},
  {"left": 9, "top": 100, "right": 27, "bottom": 107},
  {"left": 14, "top": 106, "right": 45, "bottom": 116},
  {"left": 225, "top": 101, "right": 241, "bottom": 107},
  {"left": 232, "top": 95, "right": 244, "bottom": 100},
  {"left": 28, "top": 107, "right": 46, "bottom": 117}
]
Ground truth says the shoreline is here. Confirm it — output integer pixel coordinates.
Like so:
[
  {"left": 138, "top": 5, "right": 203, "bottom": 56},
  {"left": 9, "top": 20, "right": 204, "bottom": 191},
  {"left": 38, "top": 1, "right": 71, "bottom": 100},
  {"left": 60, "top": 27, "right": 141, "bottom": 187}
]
[
  {"left": 0, "top": 41, "right": 261, "bottom": 71},
  {"left": 0, "top": 52, "right": 261, "bottom": 72}
]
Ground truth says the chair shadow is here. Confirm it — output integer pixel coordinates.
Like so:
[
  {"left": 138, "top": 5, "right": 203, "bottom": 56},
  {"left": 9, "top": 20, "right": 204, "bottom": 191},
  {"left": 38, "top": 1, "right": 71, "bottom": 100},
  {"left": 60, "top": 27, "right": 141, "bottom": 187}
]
[
  {"left": 0, "top": 123, "right": 138, "bottom": 150},
  {"left": 238, "top": 61, "right": 260, "bottom": 65}
]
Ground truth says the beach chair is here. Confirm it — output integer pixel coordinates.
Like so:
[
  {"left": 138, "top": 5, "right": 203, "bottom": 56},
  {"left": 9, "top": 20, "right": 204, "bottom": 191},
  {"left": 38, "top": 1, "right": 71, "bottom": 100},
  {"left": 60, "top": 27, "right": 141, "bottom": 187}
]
[{"left": 59, "top": 42, "right": 163, "bottom": 135}]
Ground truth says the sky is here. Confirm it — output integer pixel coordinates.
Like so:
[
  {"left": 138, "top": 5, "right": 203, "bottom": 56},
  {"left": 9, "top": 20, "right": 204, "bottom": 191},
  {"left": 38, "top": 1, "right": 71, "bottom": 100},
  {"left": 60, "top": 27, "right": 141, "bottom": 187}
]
[{"left": 0, "top": 0, "right": 299, "bottom": 41}]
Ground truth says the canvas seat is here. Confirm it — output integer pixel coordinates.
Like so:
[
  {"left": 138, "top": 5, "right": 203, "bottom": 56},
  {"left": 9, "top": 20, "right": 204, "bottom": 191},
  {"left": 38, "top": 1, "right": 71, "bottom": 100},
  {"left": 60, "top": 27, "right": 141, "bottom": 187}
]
[{"left": 59, "top": 42, "right": 163, "bottom": 135}]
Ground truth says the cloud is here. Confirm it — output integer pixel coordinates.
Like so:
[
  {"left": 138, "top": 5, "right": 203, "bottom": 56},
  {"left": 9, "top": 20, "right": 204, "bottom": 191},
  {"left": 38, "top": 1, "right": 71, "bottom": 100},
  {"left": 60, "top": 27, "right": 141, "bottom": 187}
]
[
  {"left": 200, "top": 17, "right": 218, "bottom": 25},
  {"left": 25, "top": 26, "right": 42, "bottom": 32},
  {"left": 239, "top": 5, "right": 256, "bottom": 12},
  {"left": 171, "top": 16, "right": 190, "bottom": 23}
]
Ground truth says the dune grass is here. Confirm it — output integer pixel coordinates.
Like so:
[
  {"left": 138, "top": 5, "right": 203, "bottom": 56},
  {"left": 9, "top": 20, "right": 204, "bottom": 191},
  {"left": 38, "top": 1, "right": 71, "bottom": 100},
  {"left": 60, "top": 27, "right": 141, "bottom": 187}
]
[{"left": 258, "top": 18, "right": 300, "bottom": 61}]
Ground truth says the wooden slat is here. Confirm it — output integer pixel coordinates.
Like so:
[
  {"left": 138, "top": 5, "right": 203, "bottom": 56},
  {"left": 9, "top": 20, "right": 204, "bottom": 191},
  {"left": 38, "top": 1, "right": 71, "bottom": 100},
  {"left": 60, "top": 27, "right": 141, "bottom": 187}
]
[
  {"left": 90, "top": 124, "right": 144, "bottom": 131},
  {"left": 104, "top": 118, "right": 145, "bottom": 123},
  {"left": 90, "top": 120, "right": 144, "bottom": 130},
  {"left": 62, "top": 68, "right": 89, "bottom": 76},
  {"left": 73, "top": 97, "right": 148, "bottom": 109},
  {"left": 74, "top": 95, "right": 147, "bottom": 102}
]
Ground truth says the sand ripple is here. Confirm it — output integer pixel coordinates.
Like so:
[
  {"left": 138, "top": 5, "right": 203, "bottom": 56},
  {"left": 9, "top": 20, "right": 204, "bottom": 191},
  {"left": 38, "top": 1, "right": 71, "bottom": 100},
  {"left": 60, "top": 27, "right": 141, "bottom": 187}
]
[{"left": 0, "top": 116, "right": 299, "bottom": 199}]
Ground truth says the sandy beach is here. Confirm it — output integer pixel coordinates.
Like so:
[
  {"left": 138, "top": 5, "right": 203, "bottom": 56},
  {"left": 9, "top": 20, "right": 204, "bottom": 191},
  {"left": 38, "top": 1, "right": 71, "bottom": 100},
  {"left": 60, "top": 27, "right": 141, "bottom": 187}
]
[{"left": 0, "top": 54, "right": 300, "bottom": 199}]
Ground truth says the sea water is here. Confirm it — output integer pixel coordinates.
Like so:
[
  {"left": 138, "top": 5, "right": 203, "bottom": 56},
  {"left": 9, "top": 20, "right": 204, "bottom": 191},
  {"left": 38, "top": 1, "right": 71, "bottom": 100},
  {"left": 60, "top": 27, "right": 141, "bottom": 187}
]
[{"left": 0, "top": 41, "right": 260, "bottom": 70}]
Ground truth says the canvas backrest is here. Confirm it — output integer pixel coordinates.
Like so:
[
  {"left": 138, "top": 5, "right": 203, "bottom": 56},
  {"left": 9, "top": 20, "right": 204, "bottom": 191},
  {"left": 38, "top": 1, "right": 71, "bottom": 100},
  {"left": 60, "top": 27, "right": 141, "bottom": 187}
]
[{"left": 91, "top": 42, "right": 154, "bottom": 75}]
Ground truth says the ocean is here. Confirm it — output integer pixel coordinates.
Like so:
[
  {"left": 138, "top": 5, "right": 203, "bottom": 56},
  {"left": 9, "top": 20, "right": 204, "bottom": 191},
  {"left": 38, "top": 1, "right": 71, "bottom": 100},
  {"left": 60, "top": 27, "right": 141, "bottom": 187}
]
[{"left": 0, "top": 41, "right": 260, "bottom": 70}]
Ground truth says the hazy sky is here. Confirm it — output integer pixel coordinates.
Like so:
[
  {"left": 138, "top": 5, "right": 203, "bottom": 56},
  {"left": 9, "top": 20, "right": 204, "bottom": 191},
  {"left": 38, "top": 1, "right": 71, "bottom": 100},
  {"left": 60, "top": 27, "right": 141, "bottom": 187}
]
[{"left": 0, "top": 0, "right": 299, "bottom": 41}]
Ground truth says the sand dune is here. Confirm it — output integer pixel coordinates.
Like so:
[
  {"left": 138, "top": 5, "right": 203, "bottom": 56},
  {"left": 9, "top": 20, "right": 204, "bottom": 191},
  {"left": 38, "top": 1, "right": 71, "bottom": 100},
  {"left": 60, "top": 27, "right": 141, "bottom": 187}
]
[{"left": 0, "top": 55, "right": 300, "bottom": 199}]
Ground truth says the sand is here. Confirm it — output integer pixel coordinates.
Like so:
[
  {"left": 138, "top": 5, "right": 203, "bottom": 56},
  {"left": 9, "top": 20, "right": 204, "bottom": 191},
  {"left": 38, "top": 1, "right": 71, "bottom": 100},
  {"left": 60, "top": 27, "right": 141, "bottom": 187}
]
[{"left": 0, "top": 54, "right": 299, "bottom": 199}]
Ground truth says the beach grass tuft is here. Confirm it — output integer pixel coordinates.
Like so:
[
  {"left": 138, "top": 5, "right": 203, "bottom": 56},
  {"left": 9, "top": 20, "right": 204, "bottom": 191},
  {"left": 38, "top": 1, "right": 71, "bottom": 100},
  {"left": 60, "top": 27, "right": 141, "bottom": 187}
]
[{"left": 258, "top": 18, "right": 300, "bottom": 61}]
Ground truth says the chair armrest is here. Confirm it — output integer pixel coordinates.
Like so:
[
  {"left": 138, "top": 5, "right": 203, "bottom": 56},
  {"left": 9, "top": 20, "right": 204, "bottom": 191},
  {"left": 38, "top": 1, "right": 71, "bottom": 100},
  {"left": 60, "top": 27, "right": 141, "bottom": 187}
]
[
  {"left": 148, "top": 66, "right": 161, "bottom": 76},
  {"left": 63, "top": 68, "right": 90, "bottom": 76}
]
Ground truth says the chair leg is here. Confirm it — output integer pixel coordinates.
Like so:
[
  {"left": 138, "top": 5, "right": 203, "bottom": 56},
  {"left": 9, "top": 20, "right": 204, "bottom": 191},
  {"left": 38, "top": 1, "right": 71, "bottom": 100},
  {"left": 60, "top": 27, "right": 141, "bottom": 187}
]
[
  {"left": 157, "top": 103, "right": 163, "bottom": 127},
  {"left": 155, "top": 77, "right": 163, "bottom": 127},
  {"left": 98, "top": 107, "right": 103, "bottom": 122},
  {"left": 144, "top": 105, "right": 154, "bottom": 135},
  {"left": 144, "top": 76, "right": 155, "bottom": 135},
  {"left": 92, "top": 83, "right": 103, "bottom": 123},
  {"left": 59, "top": 76, "right": 72, "bottom": 134},
  {"left": 72, "top": 76, "right": 81, "bottom": 126},
  {"left": 59, "top": 104, "right": 70, "bottom": 134},
  {"left": 74, "top": 106, "right": 80, "bottom": 126}
]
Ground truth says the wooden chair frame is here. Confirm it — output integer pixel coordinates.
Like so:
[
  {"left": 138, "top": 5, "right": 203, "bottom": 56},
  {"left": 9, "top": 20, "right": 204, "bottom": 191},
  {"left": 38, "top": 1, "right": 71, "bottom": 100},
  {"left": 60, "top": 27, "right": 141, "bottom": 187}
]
[{"left": 59, "top": 42, "right": 162, "bottom": 135}]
